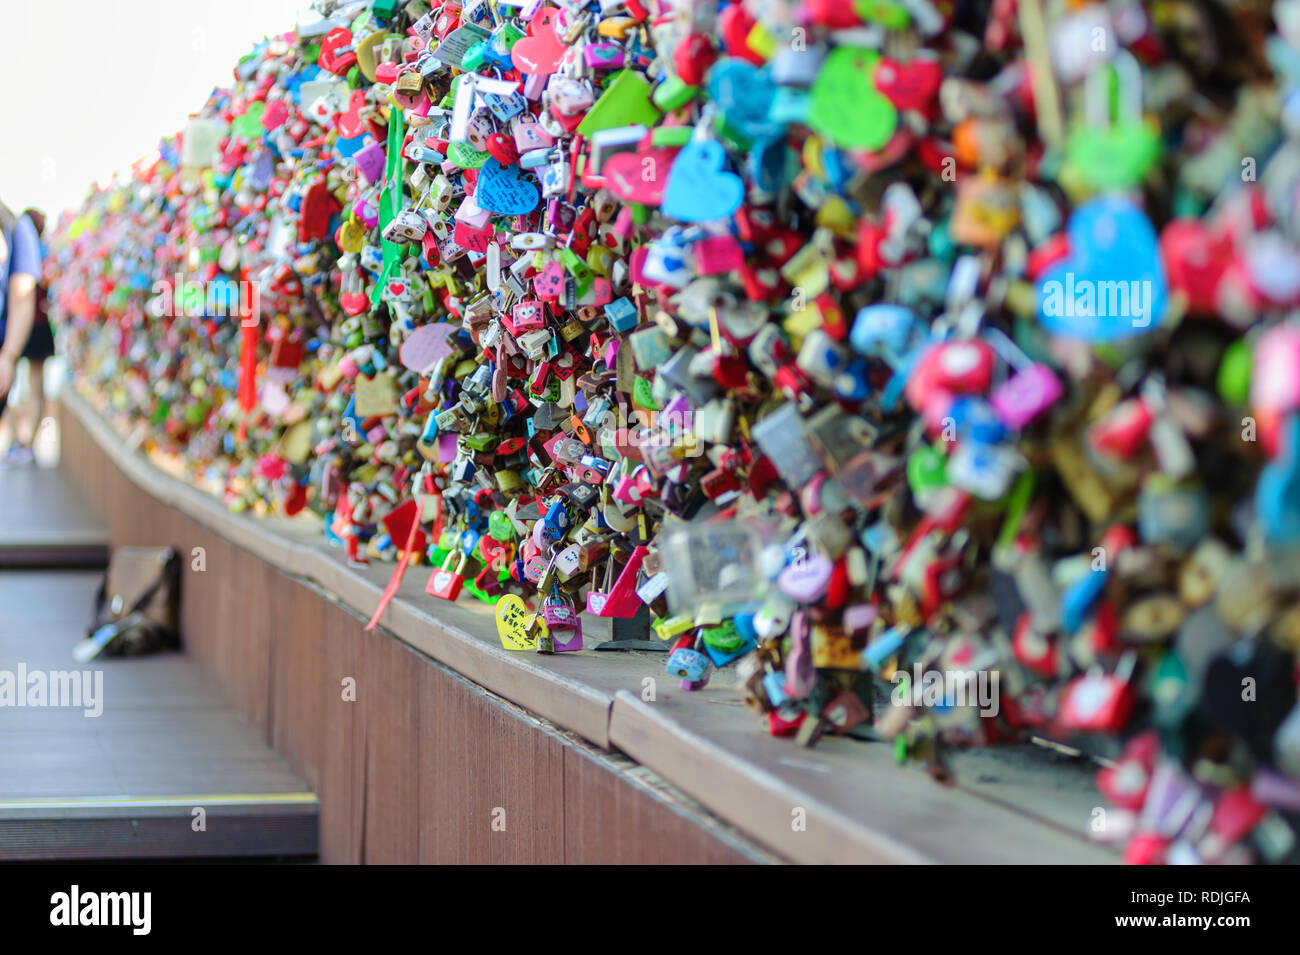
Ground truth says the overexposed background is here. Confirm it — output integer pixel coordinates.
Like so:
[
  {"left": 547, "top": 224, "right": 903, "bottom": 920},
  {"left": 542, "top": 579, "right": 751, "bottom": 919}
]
[
  {"left": 0, "top": 0, "right": 308, "bottom": 222},
  {"left": 0, "top": 1, "right": 309, "bottom": 451}
]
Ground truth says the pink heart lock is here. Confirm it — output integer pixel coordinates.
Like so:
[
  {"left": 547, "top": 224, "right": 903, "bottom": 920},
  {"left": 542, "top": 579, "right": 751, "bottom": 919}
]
[
  {"left": 777, "top": 551, "right": 834, "bottom": 603},
  {"left": 510, "top": 7, "right": 566, "bottom": 75},
  {"left": 603, "top": 146, "right": 678, "bottom": 205},
  {"left": 337, "top": 90, "right": 367, "bottom": 139}
]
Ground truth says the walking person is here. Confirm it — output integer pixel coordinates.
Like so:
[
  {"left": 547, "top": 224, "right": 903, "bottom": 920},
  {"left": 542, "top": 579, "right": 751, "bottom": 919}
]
[
  {"left": 1, "top": 207, "right": 53, "bottom": 464},
  {"left": 0, "top": 200, "right": 42, "bottom": 456}
]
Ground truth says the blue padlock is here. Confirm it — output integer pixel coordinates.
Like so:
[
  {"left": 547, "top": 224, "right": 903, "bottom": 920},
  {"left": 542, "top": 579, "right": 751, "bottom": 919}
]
[
  {"left": 1061, "top": 568, "right": 1108, "bottom": 635},
  {"left": 667, "top": 647, "right": 711, "bottom": 688}
]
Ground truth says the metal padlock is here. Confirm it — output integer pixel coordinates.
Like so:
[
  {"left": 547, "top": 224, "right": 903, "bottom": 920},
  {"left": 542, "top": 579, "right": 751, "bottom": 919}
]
[{"left": 541, "top": 594, "right": 583, "bottom": 651}]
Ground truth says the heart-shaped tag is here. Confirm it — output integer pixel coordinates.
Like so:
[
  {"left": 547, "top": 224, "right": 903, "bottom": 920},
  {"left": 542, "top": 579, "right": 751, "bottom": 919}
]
[
  {"left": 661, "top": 140, "right": 745, "bottom": 222},
  {"left": 1066, "top": 119, "right": 1162, "bottom": 192},
  {"left": 510, "top": 7, "right": 565, "bottom": 75},
  {"left": 577, "top": 69, "right": 660, "bottom": 137},
  {"left": 485, "top": 131, "right": 520, "bottom": 165},
  {"left": 261, "top": 99, "right": 289, "bottom": 132},
  {"left": 874, "top": 57, "right": 942, "bottom": 112},
  {"left": 808, "top": 47, "right": 898, "bottom": 150},
  {"left": 447, "top": 141, "right": 489, "bottom": 170},
  {"left": 496, "top": 594, "right": 541, "bottom": 651},
  {"left": 1038, "top": 197, "right": 1169, "bottom": 341},
  {"left": 1160, "top": 219, "right": 1233, "bottom": 315},
  {"left": 231, "top": 101, "right": 266, "bottom": 140},
  {"left": 398, "top": 322, "right": 456, "bottom": 374},
  {"left": 337, "top": 89, "right": 367, "bottom": 139},
  {"left": 340, "top": 289, "right": 368, "bottom": 316},
  {"left": 707, "top": 59, "right": 781, "bottom": 144},
  {"left": 603, "top": 146, "right": 677, "bottom": 204},
  {"left": 476, "top": 158, "right": 540, "bottom": 215}
]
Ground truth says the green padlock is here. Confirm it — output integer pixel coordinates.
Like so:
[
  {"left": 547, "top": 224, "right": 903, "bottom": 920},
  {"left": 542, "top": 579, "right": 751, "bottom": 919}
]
[
  {"left": 1064, "top": 51, "right": 1162, "bottom": 192},
  {"left": 906, "top": 443, "right": 949, "bottom": 498},
  {"left": 488, "top": 511, "right": 514, "bottom": 542}
]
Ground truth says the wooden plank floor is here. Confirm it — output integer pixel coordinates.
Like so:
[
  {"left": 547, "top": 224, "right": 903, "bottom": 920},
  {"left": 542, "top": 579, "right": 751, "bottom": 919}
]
[
  {"left": 0, "top": 465, "right": 109, "bottom": 567},
  {"left": 0, "top": 570, "right": 318, "bottom": 860}
]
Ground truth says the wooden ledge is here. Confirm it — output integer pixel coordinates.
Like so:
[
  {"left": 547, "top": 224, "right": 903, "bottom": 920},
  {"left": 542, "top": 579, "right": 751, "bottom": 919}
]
[{"left": 59, "top": 388, "right": 1117, "bottom": 864}]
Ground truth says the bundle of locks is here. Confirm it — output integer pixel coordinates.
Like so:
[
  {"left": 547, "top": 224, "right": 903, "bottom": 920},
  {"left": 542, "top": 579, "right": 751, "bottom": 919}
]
[{"left": 47, "top": 0, "right": 1300, "bottom": 863}]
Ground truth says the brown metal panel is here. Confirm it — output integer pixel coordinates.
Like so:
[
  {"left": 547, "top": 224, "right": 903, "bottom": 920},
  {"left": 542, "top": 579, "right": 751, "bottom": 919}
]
[
  {"left": 317, "top": 598, "right": 363, "bottom": 864},
  {"left": 561, "top": 747, "right": 764, "bottom": 864},
  {"left": 269, "top": 576, "right": 324, "bottom": 793},
  {"left": 357, "top": 629, "right": 422, "bottom": 863},
  {"left": 230, "top": 550, "right": 273, "bottom": 739},
  {"left": 418, "top": 663, "right": 565, "bottom": 864}
]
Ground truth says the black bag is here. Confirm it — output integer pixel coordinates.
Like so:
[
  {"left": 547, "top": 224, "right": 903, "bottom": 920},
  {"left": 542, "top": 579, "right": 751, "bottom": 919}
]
[{"left": 74, "top": 547, "right": 181, "bottom": 662}]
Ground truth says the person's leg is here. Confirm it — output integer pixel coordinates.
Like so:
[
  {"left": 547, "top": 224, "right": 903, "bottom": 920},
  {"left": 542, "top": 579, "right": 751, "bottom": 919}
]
[{"left": 22, "top": 357, "right": 45, "bottom": 445}]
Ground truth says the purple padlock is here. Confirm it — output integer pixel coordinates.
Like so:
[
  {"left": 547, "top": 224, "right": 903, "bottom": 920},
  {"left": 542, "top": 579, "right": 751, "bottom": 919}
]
[
  {"left": 990, "top": 363, "right": 1063, "bottom": 429},
  {"left": 354, "top": 140, "right": 387, "bottom": 184},
  {"left": 777, "top": 551, "right": 833, "bottom": 603}
]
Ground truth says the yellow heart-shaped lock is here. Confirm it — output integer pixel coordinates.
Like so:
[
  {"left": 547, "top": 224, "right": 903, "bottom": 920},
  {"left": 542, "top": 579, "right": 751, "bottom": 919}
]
[{"left": 496, "top": 594, "right": 541, "bottom": 651}]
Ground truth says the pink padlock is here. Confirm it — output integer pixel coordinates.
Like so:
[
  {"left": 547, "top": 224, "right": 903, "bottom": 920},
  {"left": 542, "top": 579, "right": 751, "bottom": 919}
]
[
  {"left": 784, "top": 612, "right": 816, "bottom": 699},
  {"left": 1252, "top": 324, "right": 1300, "bottom": 414},
  {"left": 693, "top": 235, "right": 745, "bottom": 276},
  {"left": 983, "top": 328, "right": 1064, "bottom": 429},
  {"left": 990, "top": 364, "right": 1063, "bottom": 429},
  {"left": 542, "top": 597, "right": 582, "bottom": 652}
]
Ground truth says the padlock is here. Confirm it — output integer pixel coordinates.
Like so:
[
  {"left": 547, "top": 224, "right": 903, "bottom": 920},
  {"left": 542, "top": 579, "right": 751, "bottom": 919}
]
[
  {"left": 1065, "top": 51, "right": 1162, "bottom": 192},
  {"left": 541, "top": 593, "right": 583, "bottom": 651},
  {"left": 666, "top": 635, "right": 712, "bottom": 690},
  {"left": 427, "top": 549, "right": 469, "bottom": 601}
]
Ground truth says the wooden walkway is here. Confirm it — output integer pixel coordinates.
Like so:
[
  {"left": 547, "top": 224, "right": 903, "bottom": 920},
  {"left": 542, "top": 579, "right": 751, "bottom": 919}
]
[
  {"left": 0, "top": 466, "right": 109, "bottom": 567},
  {"left": 0, "top": 465, "right": 317, "bottom": 861}
]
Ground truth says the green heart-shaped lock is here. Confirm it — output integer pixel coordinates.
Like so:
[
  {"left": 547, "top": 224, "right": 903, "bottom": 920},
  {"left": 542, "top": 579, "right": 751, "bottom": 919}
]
[{"left": 807, "top": 46, "right": 897, "bottom": 151}]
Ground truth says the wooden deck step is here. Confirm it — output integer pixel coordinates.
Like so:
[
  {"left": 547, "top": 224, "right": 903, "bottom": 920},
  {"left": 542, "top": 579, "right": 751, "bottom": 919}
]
[
  {"left": 0, "top": 571, "right": 317, "bottom": 860},
  {"left": 0, "top": 465, "right": 109, "bottom": 568}
]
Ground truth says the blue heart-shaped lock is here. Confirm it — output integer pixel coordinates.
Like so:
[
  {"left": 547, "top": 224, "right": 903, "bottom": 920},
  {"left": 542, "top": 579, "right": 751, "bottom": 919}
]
[
  {"left": 706, "top": 58, "right": 783, "bottom": 144},
  {"left": 1037, "top": 197, "right": 1168, "bottom": 341},
  {"left": 662, "top": 140, "right": 745, "bottom": 223},
  {"left": 475, "top": 158, "right": 540, "bottom": 216}
]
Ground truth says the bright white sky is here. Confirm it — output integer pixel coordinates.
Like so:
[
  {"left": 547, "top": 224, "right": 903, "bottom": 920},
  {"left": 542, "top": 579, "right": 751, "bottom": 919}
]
[{"left": 0, "top": 0, "right": 309, "bottom": 222}]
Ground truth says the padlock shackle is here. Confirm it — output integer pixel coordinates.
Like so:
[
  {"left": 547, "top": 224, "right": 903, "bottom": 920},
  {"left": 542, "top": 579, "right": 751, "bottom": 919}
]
[{"left": 1084, "top": 50, "right": 1142, "bottom": 130}]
